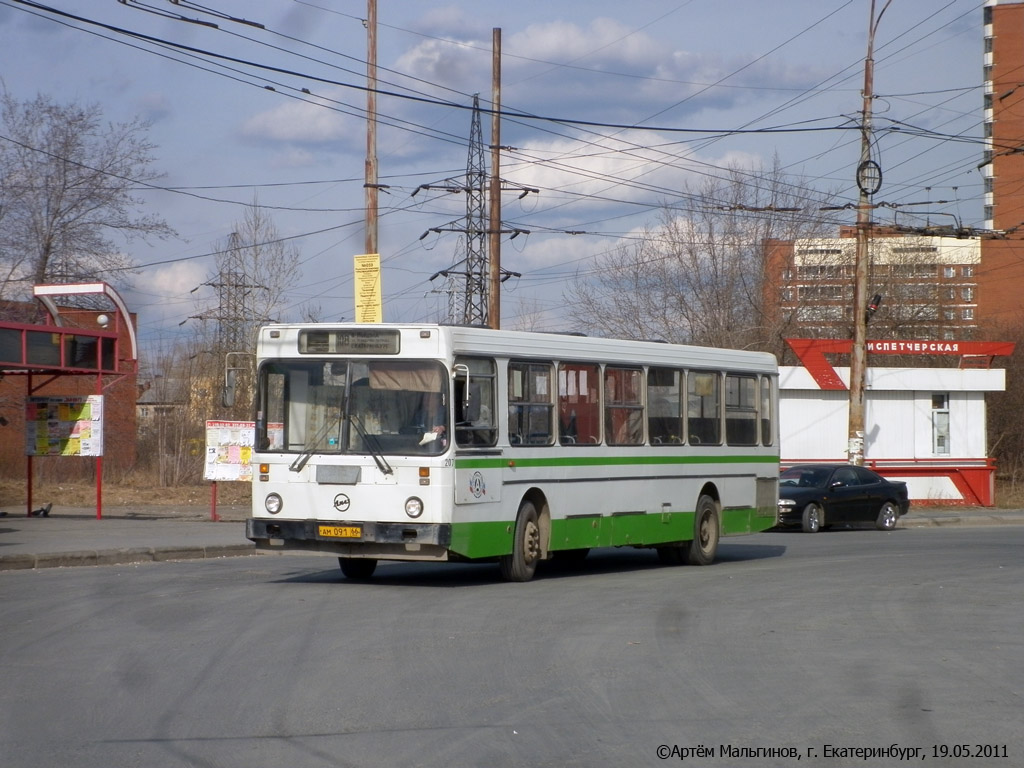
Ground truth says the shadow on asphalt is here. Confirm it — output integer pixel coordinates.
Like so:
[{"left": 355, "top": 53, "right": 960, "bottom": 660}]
[
  {"left": 765, "top": 523, "right": 908, "bottom": 534},
  {"left": 270, "top": 539, "right": 788, "bottom": 588}
]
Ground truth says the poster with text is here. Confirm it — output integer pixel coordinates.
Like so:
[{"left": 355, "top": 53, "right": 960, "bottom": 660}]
[
  {"left": 204, "top": 420, "right": 256, "bottom": 482},
  {"left": 25, "top": 395, "right": 104, "bottom": 457}
]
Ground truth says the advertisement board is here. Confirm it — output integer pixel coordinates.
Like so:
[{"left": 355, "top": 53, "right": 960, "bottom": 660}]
[
  {"left": 204, "top": 420, "right": 255, "bottom": 482},
  {"left": 25, "top": 395, "right": 104, "bottom": 457}
]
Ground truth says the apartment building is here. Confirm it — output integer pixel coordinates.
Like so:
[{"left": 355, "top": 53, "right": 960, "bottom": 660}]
[
  {"left": 765, "top": 227, "right": 981, "bottom": 345},
  {"left": 765, "top": 2, "right": 1024, "bottom": 343},
  {"left": 979, "top": 1, "right": 1024, "bottom": 331}
]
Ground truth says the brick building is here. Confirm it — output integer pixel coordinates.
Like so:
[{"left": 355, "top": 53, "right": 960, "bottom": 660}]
[
  {"left": 0, "top": 288, "right": 138, "bottom": 480},
  {"left": 764, "top": 227, "right": 981, "bottom": 346},
  {"left": 979, "top": 0, "right": 1024, "bottom": 332},
  {"left": 764, "top": 2, "right": 1024, "bottom": 345}
]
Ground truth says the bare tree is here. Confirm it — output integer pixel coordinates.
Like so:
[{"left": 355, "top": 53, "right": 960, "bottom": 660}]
[
  {"left": 982, "top": 314, "right": 1024, "bottom": 493},
  {"left": 136, "top": 339, "right": 224, "bottom": 486},
  {"left": 0, "top": 88, "right": 174, "bottom": 303},
  {"left": 194, "top": 201, "right": 302, "bottom": 347},
  {"left": 506, "top": 296, "right": 551, "bottom": 332},
  {"left": 566, "top": 160, "right": 835, "bottom": 350},
  {"left": 865, "top": 234, "right": 981, "bottom": 352},
  {"left": 190, "top": 200, "right": 303, "bottom": 419},
  {"left": 769, "top": 231, "right": 983, "bottom": 366}
]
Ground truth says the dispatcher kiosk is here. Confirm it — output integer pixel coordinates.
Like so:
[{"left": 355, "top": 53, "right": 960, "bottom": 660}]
[{"left": 780, "top": 338, "right": 1014, "bottom": 506}]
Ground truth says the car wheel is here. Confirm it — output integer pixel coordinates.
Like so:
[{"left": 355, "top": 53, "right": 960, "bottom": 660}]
[
  {"left": 801, "top": 503, "right": 822, "bottom": 533},
  {"left": 338, "top": 557, "right": 377, "bottom": 579},
  {"left": 876, "top": 501, "right": 899, "bottom": 531}
]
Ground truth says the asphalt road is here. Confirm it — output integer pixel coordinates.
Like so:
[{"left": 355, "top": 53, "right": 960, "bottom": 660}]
[{"left": 2, "top": 527, "right": 1022, "bottom": 768}]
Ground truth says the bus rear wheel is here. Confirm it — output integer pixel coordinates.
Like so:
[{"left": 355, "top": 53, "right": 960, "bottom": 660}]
[
  {"left": 499, "top": 500, "right": 542, "bottom": 582},
  {"left": 339, "top": 557, "right": 377, "bottom": 580},
  {"left": 685, "top": 495, "right": 720, "bottom": 566}
]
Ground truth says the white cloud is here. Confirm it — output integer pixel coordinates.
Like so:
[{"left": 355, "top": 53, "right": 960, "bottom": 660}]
[
  {"left": 504, "top": 129, "right": 707, "bottom": 205},
  {"left": 512, "top": 18, "right": 663, "bottom": 65},
  {"left": 239, "top": 91, "right": 362, "bottom": 147},
  {"left": 125, "top": 260, "right": 209, "bottom": 336},
  {"left": 394, "top": 38, "right": 488, "bottom": 93}
]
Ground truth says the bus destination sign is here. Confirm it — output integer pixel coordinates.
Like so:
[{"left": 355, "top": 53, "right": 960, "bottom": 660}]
[{"left": 299, "top": 328, "right": 400, "bottom": 355}]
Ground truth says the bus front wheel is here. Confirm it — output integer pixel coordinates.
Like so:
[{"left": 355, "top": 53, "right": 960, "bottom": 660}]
[
  {"left": 685, "top": 495, "right": 720, "bottom": 566},
  {"left": 499, "top": 500, "right": 542, "bottom": 582},
  {"left": 339, "top": 557, "right": 377, "bottom": 580}
]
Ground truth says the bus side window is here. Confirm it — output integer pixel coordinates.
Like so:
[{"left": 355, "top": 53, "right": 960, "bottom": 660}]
[
  {"left": 648, "top": 367, "right": 683, "bottom": 445},
  {"left": 760, "top": 376, "right": 774, "bottom": 446},
  {"left": 605, "top": 366, "right": 644, "bottom": 446},
  {"left": 508, "top": 361, "right": 554, "bottom": 446},
  {"left": 454, "top": 357, "right": 497, "bottom": 447},
  {"left": 687, "top": 371, "right": 722, "bottom": 445},
  {"left": 559, "top": 362, "right": 601, "bottom": 445},
  {"left": 725, "top": 374, "right": 758, "bottom": 446}
]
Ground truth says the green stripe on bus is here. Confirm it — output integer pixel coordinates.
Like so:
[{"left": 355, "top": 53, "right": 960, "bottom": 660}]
[
  {"left": 454, "top": 454, "right": 778, "bottom": 470},
  {"left": 448, "top": 506, "right": 774, "bottom": 560}
]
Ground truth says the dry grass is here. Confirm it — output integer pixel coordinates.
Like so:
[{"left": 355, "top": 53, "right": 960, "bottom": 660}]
[
  {"left": 0, "top": 477, "right": 251, "bottom": 508},
  {"left": 994, "top": 480, "right": 1024, "bottom": 509}
]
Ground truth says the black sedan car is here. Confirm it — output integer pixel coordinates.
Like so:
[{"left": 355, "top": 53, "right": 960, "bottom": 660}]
[{"left": 777, "top": 463, "right": 910, "bottom": 533}]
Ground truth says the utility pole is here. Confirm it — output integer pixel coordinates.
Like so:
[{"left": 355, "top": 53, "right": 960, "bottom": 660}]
[
  {"left": 364, "top": 0, "right": 378, "bottom": 257},
  {"left": 848, "top": 0, "right": 891, "bottom": 466},
  {"left": 488, "top": 28, "right": 502, "bottom": 329}
]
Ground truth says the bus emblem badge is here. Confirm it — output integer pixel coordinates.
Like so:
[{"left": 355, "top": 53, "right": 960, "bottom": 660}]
[
  {"left": 469, "top": 471, "right": 487, "bottom": 499},
  {"left": 333, "top": 493, "right": 351, "bottom": 512}
]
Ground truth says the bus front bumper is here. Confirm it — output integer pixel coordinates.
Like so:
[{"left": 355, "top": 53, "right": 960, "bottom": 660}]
[{"left": 246, "top": 518, "right": 452, "bottom": 561}]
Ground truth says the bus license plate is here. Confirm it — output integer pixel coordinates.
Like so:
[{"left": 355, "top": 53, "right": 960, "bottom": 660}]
[{"left": 318, "top": 524, "right": 362, "bottom": 539}]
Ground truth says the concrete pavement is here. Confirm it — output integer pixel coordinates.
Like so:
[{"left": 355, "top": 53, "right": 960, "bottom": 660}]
[
  {"left": 0, "top": 502, "right": 254, "bottom": 571},
  {"left": 2, "top": 501, "right": 1024, "bottom": 571}
]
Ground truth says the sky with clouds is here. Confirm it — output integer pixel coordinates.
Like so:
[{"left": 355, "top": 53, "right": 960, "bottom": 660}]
[{"left": 0, "top": 0, "right": 984, "bottom": 351}]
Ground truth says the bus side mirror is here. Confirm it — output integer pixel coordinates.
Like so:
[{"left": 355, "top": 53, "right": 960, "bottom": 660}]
[{"left": 223, "top": 369, "right": 237, "bottom": 408}]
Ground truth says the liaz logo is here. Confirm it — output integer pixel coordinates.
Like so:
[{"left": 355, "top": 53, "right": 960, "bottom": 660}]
[{"left": 468, "top": 471, "right": 487, "bottom": 499}]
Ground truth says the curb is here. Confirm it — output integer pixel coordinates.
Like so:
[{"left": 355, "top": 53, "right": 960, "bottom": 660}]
[
  {"left": 0, "top": 543, "right": 257, "bottom": 571},
  {"left": 901, "top": 515, "right": 1024, "bottom": 528}
]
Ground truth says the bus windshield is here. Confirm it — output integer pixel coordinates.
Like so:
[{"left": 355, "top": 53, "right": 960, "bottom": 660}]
[{"left": 256, "top": 359, "right": 450, "bottom": 456}]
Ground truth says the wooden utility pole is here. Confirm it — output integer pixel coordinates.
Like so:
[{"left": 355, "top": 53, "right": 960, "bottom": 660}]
[
  {"left": 848, "top": 0, "right": 891, "bottom": 466},
  {"left": 364, "top": 0, "right": 378, "bottom": 257},
  {"left": 488, "top": 28, "right": 502, "bottom": 329}
]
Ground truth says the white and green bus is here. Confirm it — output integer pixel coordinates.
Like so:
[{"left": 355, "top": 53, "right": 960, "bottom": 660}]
[{"left": 246, "top": 324, "right": 779, "bottom": 582}]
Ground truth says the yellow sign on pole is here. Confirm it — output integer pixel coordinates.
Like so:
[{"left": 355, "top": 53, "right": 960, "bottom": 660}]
[{"left": 354, "top": 253, "right": 382, "bottom": 323}]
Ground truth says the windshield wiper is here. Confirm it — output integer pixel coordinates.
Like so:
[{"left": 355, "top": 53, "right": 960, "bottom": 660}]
[
  {"left": 288, "top": 404, "right": 394, "bottom": 476},
  {"left": 348, "top": 413, "right": 394, "bottom": 475},
  {"left": 289, "top": 413, "right": 343, "bottom": 473}
]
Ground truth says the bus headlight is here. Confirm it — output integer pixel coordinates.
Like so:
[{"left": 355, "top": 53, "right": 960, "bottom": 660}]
[
  {"left": 404, "top": 496, "right": 424, "bottom": 518},
  {"left": 265, "top": 493, "right": 283, "bottom": 514}
]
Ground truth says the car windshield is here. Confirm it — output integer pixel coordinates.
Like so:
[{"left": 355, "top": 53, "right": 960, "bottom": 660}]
[{"left": 780, "top": 467, "right": 832, "bottom": 488}]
